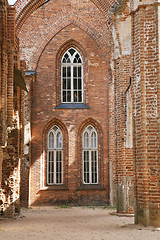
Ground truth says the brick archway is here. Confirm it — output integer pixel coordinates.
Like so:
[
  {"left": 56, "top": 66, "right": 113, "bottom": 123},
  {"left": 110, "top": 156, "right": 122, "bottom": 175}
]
[{"left": 15, "top": 0, "right": 117, "bottom": 33}]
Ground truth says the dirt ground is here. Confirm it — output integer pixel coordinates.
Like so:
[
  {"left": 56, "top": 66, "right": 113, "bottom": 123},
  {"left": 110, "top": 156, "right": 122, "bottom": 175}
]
[{"left": 0, "top": 206, "right": 160, "bottom": 240}]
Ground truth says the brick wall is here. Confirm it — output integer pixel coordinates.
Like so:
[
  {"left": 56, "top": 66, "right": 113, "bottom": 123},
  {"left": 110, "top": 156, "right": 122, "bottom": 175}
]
[
  {"left": 132, "top": 4, "right": 160, "bottom": 227},
  {"left": 0, "top": 0, "right": 26, "bottom": 217},
  {"left": 30, "top": 24, "right": 111, "bottom": 205}
]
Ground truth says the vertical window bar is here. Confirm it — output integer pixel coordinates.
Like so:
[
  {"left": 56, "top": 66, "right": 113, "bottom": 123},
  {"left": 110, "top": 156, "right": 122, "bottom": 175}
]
[
  {"left": 89, "top": 151, "right": 92, "bottom": 184},
  {"left": 54, "top": 151, "right": 56, "bottom": 184},
  {"left": 48, "top": 151, "right": 50, "bottom": 184}
]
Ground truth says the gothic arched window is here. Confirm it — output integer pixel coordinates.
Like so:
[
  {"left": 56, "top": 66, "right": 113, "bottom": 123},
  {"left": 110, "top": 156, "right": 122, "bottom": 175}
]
[
  {"left": 61, "top": 48, "right": 83, "bottom": 103},
  {"left": 47, "top": 126, "right": 63, "bottom": 185},
  {"left": 82, "top": 125, "right": 98, "bottom": 184}
]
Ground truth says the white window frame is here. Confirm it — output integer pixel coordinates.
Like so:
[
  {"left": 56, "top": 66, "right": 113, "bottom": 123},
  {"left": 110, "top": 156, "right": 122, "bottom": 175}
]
[
  {"left": 61, "top": 48, "right": 83, "bottom": 103},
  {"left": 82, "top": 125, "right": 98, "bottom": 184},
  {"left": 47, "top": 126, "right": 63, "bottom": 185}
]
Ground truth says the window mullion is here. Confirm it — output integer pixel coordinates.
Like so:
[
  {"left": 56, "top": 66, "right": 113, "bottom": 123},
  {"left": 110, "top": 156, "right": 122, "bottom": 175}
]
[
  {"left": 82, "top": 64, "right": 83, "bottom": 102},
  {"left": 96, "top": 150, "right": 99, "bottom": 183},
  {"left": 71, "top": 64, "right": 73, "bottom": 102},
  {"left": 54, "top": 150, "right": 56, "bottom": 184},
  {"left": 61, "top": 65, "right": 63, "bottom": 102},
  {"left": 89, "top": 150, "right": 92, "bottom": 184},
  {"left": 47, "top": 151, "right": 49, "bottom": 184}
]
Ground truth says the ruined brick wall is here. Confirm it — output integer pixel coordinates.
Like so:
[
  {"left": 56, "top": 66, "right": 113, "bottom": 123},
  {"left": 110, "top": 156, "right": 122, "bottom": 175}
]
[
  {"left": 108, "top": 1, "right": 135, "bottom": 213},
  {"left": 0, "top": 0, "right": 26, "bottom": 217},
  {"left": 132, "top": 3, "right": 160, "bottom": 227}
]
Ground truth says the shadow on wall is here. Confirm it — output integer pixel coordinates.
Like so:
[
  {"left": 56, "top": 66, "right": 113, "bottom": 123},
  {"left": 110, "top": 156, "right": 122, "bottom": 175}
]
[{"left": 0, "top": 128, "right": 21, "bottom": 217}]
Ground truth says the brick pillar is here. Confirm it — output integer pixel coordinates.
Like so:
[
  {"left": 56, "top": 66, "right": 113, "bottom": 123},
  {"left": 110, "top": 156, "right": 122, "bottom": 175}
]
[
  {"left": 0, "top": 147, "right": 3, "bottom": 187},
  {"left": 20, "top": 72, "right": 35, "bottom": 207},
  {"left": 0, "top": 0, "right": 7, "bottom": 146},
  {"left": 7, "top": 5, "right": 15, "bottom": 126},
  {"left": 7, "top": 48, "right": 14, "bottom": 126},
  {"left": 132, "top": 4, "right": 160, "bottom": 227}
]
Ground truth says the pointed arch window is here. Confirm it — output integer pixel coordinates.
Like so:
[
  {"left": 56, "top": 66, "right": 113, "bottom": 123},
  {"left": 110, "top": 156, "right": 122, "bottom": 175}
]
[
  {"left": 82, "top": 125, "right": 98, "bottom": 184},
  {"left": 47, "top": 126, "right": 63, "bottom": 185},
  {"left": 61, "top": 48, "right": 83, "bottom": 103}
]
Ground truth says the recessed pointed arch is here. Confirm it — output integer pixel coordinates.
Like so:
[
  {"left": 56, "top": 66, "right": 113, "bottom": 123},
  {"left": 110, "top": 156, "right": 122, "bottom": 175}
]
[{"left": 30, "top": 20, "right": 110, "bottom": 71}]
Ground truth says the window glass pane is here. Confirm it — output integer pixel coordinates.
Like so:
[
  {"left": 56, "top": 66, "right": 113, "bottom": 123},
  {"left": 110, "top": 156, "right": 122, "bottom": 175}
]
[
  {"left": 73, "top": 58, "right": 77, "bottom": 63},
  {"left": 78, "top": 58, "right": 82, "bottom": 63},
  {"left": 64, "top": 53, "right": 69, "bottom": 59},
  {"left": 78, "top": 79, "right": 82, "bottom": 90},
  {"left": 53, "top": 126, "right": 58, "bottom": 131},
  {"left": 91, "top": 132, "right": 97, "bottom": 148},
  {"left": 48, "top": 151, "right": 54, "bottom": 184},
  {"left": 63, "top": 79, "right": 66, "bottom": 89},
  {"left": 56, "top": 132, "right": 62, "bottom": 149},
  {"left": 63, "top": 91, "right": 66, "bottom": 102},
  {"left": 78, "top": 91, "right": 82, "bottom": 102},
  {"left": 91, "top": 151, "right": 98, "bottom": 184},
  {"left": 69, "top": 48, "right": 75, "bottom": 56},
  {"left": 67, "top": 66, "right": 71, "bottom": 77},
  {"left": 75, "top": 53, "right": 80, "bottom": 60},
  {"left": 73, "top": 79, "right": 77, "bottom": 90},
  {"left": 63, "top": 67, "right": 66, "bottom": 77},
  {"left": 56, "top": 151, "right": 62, "bottom": 184},
  {"left": 84, "top": 132, "right": 89, "bottom": 148},
  {"left": 78, "top": 67, "right": 81, "bottom": 77},
  {"left": 83, "top": 151, "right": 89, "bottom": 184},
  {"left": 73, "top": 67, "right": 77, "bottom": 77},
  {"left": 67, "top": 78, "right": 71, "bottom": 89},
  {"left": 67, "top": 91, "right": 71, "bottom": 102},
  {"left": 74, "top": 91, "right": 78, "bottom": 102},
  {"left": 49, "top": 132, "right": 54, "bottom": 149}
]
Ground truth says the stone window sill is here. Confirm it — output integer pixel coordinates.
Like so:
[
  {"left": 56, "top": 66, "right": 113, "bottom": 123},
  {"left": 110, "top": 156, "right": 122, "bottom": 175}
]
[
  {"left": 77, "top": 185, "right": 106, "bottom": 190},
  {"left": 55, "top": 103, "right": 90, "bottom": 109}
]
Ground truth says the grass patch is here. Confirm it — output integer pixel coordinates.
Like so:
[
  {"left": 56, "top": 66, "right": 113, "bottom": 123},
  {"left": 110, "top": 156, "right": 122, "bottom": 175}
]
[
  {"left": 60, "top": 205, "right": 72, "bottom": 209},
  {"left": 103, "top": 206, "right": 116, "bottom": 210}
]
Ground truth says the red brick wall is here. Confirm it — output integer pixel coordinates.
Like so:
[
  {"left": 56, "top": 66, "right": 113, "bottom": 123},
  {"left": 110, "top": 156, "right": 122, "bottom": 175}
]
[
  {"left": 29, "top": 23, "right": 111, "bottom": 205},
  {"left": 132, "top": 5, "right": 160, "bottom": 227},
  {"left": 14, "top": 0, "right": 117, "bottom": 33},
  {"left": 109, "top": 55, "right": 134, "bottom": 213},
  {"left": 0, "top": 0, "right": 26, "bottom": 217},
  {"left": 17, "top": 0, "right": 111, "bottom": 70}
]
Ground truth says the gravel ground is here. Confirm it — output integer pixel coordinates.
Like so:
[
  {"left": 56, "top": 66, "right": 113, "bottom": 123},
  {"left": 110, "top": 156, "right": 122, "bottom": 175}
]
[{"left": 0, "top": 206, "right": 160, "bottom": 240}]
